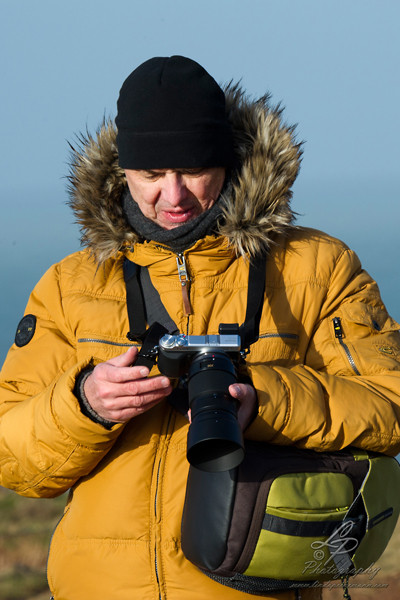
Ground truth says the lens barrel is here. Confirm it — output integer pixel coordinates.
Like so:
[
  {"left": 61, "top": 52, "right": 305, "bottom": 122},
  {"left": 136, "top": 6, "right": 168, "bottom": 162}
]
[{"left": 186, "top": 352, "right": 244, "bottom": 472}]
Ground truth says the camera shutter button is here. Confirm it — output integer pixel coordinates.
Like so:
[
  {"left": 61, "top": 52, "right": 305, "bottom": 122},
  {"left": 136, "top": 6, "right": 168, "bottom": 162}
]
[{"left": 161, "top": 334, "right": 176, "bottom": 348}]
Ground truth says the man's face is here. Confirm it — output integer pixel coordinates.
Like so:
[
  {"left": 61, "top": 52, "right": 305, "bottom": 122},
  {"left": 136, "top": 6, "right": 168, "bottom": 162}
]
[{"left": 124, "top": 167, "right": 226, "bottom": 230}]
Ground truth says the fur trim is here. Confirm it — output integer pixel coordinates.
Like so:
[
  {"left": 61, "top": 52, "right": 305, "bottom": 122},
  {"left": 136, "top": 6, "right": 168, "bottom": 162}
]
[{"left": 67, "top": 84, "right": 302, "bottom": 262}]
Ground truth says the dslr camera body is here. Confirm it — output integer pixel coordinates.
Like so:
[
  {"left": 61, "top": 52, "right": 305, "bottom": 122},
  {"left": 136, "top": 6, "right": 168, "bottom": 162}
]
[{"left": 157, "top": 325, "right": 245, "bottom": 472}]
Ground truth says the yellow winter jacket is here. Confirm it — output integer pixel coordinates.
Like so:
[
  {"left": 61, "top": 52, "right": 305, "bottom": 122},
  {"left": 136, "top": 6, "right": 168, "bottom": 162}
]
[{"left": 1, "top": 85, "right": 400, "bottom": 600}]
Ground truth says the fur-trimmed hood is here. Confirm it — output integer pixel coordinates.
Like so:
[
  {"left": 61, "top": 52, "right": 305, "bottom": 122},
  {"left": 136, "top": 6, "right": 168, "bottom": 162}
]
[{"left": 67, "top": 84, "right": 302, "bottom": 262}]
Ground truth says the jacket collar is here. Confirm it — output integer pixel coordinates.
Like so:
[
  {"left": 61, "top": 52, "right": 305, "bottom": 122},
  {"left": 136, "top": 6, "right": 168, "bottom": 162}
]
[
  {"left": 67, "top": 83, "right": 302, "bottom": 264},
  {"left": 126, "top": 235, "right": 236, "bottom": 274}
]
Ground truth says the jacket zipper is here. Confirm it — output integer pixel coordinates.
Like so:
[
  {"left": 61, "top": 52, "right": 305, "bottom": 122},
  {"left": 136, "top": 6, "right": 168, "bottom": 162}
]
[
  {"left": 176, "top": 253, "right": 192, "bottom": 317},
  {"left": 77, "top": 338, "right": 139, "bottom": 347},
  {"left": 153, "top": 245, "right": 192, "bottom": 331},
  {"left": 154, "top": 458, "right": 162, "bottom": 600},
  {"left": 153, "top": 409, "right": 174, "bottom": 600},
  {"left": 258, "top": 332, "right": 299, "bottom": 341},
  {"left": 333, "top": 317, "right": 361, "bottom": 375}
]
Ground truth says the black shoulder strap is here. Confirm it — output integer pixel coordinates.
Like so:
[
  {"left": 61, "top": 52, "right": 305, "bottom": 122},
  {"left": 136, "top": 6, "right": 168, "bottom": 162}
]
[
  {"left": 238, "top": 254, "right": 267, "bottom": 352},
  {"left": 123, "top": 259, "right": 147, "bottom": 342}
]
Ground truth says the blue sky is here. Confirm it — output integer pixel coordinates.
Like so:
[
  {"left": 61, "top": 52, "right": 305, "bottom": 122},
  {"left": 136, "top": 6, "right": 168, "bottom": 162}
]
[{"left": 0, "top": 0, "right": 399, "bottom": 361}]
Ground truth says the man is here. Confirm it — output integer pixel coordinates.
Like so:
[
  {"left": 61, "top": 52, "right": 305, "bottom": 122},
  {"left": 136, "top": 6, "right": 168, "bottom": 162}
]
[{"left": 1, "top": 55, "right": 400, "bottom": 600}]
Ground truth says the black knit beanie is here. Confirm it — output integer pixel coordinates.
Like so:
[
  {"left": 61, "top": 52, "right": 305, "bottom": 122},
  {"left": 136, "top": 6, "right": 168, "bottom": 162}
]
[{"left": 115, "top": 55, "right": 234, "bottom": 169}]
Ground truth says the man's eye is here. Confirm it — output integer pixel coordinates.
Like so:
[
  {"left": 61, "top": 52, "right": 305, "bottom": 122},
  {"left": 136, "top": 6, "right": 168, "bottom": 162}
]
[
  {"left": 143, "top": 172, "right": 161, "bottom": 181},
  {"left": 180, "top": 168, "right": 204, "bottom": 177}
]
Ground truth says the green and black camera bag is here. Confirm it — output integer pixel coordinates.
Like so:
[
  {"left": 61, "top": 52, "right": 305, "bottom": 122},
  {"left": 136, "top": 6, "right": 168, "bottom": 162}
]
[{"left": 181, "top": 442, "right": 400, "bottom": 595}]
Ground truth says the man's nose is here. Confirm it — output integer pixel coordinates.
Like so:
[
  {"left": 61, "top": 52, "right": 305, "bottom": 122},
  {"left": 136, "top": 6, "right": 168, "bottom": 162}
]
[{"left": 161, "top": 173, "right": 188, "bottom": 205}]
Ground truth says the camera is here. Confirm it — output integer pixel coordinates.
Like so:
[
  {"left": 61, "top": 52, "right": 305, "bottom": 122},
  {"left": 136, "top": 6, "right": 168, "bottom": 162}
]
[{"left": 157, "top": 324, "right": 245, "bottom": 473}]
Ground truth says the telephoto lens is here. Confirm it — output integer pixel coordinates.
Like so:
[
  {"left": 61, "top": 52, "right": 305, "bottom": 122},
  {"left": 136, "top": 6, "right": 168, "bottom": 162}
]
[{"left": 186, "top": 351, "right": 244, "bottom": 472}]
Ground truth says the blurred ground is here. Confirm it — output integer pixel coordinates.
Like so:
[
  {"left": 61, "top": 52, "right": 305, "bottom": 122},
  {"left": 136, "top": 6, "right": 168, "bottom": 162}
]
[{"left": 0, "top": 488, "right": 66, "bottom": 600}]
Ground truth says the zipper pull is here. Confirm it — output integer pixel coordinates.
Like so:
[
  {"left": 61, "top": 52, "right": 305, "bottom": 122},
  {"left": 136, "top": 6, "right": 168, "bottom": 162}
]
[
  {"left": 176, "top": 254, "right": 192, "bottom": 316},
  {"left": 333, "top": 316, "right": 361, "bottom": 375},
  {"left": 333, "top": 316, "right": 343, "bottom": 339}
]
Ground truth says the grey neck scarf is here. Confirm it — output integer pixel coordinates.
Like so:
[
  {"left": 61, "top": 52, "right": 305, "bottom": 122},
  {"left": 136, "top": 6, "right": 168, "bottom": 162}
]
[{"left": 122, "top": 188, "right": 223, "bottom": 253}]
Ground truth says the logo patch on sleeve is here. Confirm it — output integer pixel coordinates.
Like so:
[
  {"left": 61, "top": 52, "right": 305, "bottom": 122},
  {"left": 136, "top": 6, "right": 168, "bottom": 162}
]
[{"left": 15, "top": 314, "right": 37, "bottom": 347}]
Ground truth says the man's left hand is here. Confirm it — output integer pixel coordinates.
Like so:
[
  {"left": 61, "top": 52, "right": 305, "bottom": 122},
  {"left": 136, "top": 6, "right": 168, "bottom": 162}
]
[{"left": 229, "top": 383, "right": 258, "bottom": 431}]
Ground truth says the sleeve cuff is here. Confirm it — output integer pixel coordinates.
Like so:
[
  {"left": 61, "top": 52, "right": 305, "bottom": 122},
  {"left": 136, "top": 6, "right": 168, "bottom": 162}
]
[{"left": 74, "top": 367, "right": 117, "bottom": 431}]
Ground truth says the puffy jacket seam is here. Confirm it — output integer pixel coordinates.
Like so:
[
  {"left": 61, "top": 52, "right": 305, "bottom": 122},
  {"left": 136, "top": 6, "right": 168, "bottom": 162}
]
[
  {"left": 264, "top": 277, "right": 333, "bottom": 291},
  {"left": 50, "top": 403, "right": 117, "bottom": 450},
  {"left": 193, "top": 279, "right": 248, "bottom": 289},
  {"left": 0, "top": 379, "right": 43, "bottom": 398},
  {"left": 193, "top": 277, "right": 336, "bottom": 293},
  {"left": 358, "top": 431, "right": 400, "bottom": 442},
  {"left": 317, "top": 432, "right": 400, "bottom": 456},
  {"left": 51, "top": 536, "right": 151, "bottom": 544},
  {"left": 62, "top": 289, "right": 126, "bottom": 301},
  {"left": 14, "top": 436, "right": 112, "bottom": 494},
  {"left": 369, "top": 365, "right": 400, "bottom": 374},
  {"left": 10, "top": 442, "right": 79, "bottom": 494},
  {"left": 326, "top": 247, "right": 351, "bottom": 290},
  {"left": 274, "top": 369, "right": 291, "bottom": 433}
]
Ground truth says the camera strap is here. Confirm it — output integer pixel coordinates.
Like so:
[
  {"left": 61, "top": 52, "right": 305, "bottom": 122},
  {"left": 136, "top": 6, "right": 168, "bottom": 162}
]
[
  {"left": 123, "top": 252, "right": 267, "bottom": 352},
  {"left": 123, "top": 259, "right": 147, "bottom": 342},
  {"left": 123, "top": 258, "right": 177, "bottom": 369},
  {"left": 123, "top": 258, "right": 178, "bottom": 342},
  {"left": 238, "top": 253, "right": 267, "bottom": 353}
]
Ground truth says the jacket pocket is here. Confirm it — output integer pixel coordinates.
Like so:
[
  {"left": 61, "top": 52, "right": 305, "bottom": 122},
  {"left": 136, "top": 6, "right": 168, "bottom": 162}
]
[
  {"left": 76, "top": 330, "right": 139, "bottom": 363},
  {"left": 333, "top": 304, "right": 400, "bottom": 375}
]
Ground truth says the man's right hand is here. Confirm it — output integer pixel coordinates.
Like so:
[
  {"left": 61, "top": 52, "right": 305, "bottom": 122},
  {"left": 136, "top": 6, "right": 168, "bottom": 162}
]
[{"left": 83, "top": 346, "right": 172, "bottom": 423}]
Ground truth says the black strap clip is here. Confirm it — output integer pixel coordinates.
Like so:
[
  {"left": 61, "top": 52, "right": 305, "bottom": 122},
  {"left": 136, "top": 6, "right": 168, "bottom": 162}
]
[{"left": 134, "top": 322, "right": 169, "bottom": 369}]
